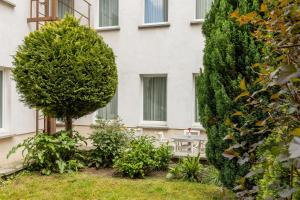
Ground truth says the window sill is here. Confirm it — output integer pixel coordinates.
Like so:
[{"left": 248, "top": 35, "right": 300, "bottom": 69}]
[
  {"left": 138, "top": 22, "right": 170, "bottom": 29},
  {"left": 192, "top": 123, "right": 205, "bottom": 130},
  {"left": 190, "top": 19, "right": 204, "bottom": 25},
  {"left": 0, "top": 0, "right": 16, "bottom": 7},
  {"left": 0, "top": 133, "right": 15, "bottom": 140},
  {"left": 95, "top": 26, "right": 120, "bottom": 32},
  {"left": 138, "top": 121, "right": 168, "bottom": 129}
]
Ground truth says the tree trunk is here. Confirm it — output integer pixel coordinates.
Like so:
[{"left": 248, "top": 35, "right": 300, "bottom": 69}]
[{"left": 65, "top": 116, "right": 73, "bottom": 136}]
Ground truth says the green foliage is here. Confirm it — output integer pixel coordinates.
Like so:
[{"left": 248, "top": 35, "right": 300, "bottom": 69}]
[
  {"left": 167, "top": 155, "right": 202, "bottom": 182},
  {"left": 201, "top": 166, "right": 222, "bottom": 187},
  {"left": 154, "top": 143, "right": 172, "bottom": 170},
  {"left": 198, "top": 0, "right": 261, "bottom": 188},
  {"left": 88, "top": 119, "right": 132, "bottom": 168},
  {"left": 113, "top": 136, "right": 171, "bottom": 178},
  {"left": 226, "top": 0, "right": 300, "bottom": 198},
  {"left": 13, "top": 15, "right": 118, "bottom": 128},
  {"left": 7, "top": 131, "right": 86, "bottom": 175}
]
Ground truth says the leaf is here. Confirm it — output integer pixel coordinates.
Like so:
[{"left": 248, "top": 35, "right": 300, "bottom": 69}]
[
  {"left": 240, "top": 79, "right": 247, "bottom": 90},
  {"left": 232, "top": 111, "right": 243, "bottom": 116},
  {"left": 289, "top": 137, "right": 300, "bottom": 159},
  {"left": 291, "top": 128, "right": 300, "bottom": 136},
  {"left": 231, "top": 9, "right": 240, "bottom": 18},
  {"left": 260, "top": 3, "right": 267, "bottom": 12},
  {"left": 224, "top": 133, "right": 234, "bottom": 140},
  {"left": 234, "top": 91, "right": 250, "bottom": 101},
  {"left": 225, "top": 118, "right": 233, "bottom": 126},
  {"left": 279, "top": 188, "right": 296, "bottom": 198},
  {"left": 223, "top": 149, "right": 239, "bottom": 160},
  {"left": 271, "top": 93, "right": 280, "bottom": 100},
  {"left": 255, "top": 120, "right": 266, "bottom": 127}
]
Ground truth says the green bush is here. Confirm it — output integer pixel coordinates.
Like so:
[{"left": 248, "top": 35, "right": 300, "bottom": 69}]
[
  {"left": 13, "top": 15, "right": 118, "bottom": 131},
  {"left": 7, "top": 131, "right": 86, "bottom": 175},
  {"left": 201, "top": 166, "right": 222, "bottom": 186},
  {"left": 88, "top": 119, "right": 132, "bottom": 168},
  {"left": 166, "top": 156, "right": 221, "bottom": 185},
  {"left": 113, "top": 136, "right": 171, "bottom": 178},
  {"left": 167, "top": 155, "right": 202, "bottom": 182},
  {"left": 154, "top": 143, "right": 172, "bottom": 170}
]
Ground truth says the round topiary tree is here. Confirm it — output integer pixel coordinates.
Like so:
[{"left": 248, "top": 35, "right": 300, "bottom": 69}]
[{"left": 13, "top": 16, "right": 118, "bottom": 132}]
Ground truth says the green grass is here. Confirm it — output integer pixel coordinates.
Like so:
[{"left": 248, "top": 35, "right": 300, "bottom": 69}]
[{"left": 0, "top": 172, "right": 233, "bottom": 200}]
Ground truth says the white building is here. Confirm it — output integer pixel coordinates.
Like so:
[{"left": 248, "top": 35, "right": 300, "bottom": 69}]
[{"left": 0, "top": 0, "right": 212, "bottom": 168}]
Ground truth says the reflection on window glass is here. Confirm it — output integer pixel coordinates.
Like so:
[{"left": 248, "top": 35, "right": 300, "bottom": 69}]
[{"left": 145, "top": 0, "right": 168, "bottom": 23}]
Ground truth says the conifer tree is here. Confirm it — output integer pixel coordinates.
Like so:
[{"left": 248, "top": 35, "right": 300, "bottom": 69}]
[{"left": 198, "top": 0, "right": 261, "bottom": 187}]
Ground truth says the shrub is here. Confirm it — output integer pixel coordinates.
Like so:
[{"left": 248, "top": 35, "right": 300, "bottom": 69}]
[
  {"left": 154, "top": 143, "right": 172, "bottom": 170},
  {"left": 88, "top": 119, "right": 132, "bottom": 168},
  {"left": 7, "top": 131, "right": 86, "bottom": 175},
  {"left": 13, "top": 15, "right": 118, "bottom": 131},
  {"left": 113, "top": 136, "right": 171, "bottom": 178},
  {"left": 201, "top": 166, "right": 222, "bottom": 186},
  {"left": 167, "top": 155, "right": 202, "bottom": 182}
]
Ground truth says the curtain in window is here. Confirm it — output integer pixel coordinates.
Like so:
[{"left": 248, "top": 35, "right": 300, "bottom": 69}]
[
  {"left": 145, "top": 0, "right": 168, "bottom": 23},
  {"left": 0, "top": 71, "right": 3, "bottom": 128},
  {"left": 143, "top": 77, "right": 167, "bottom": 121},
  {"left": 196, "top": 0, "right": 213, "bottom": 19},
  {"left": 98, "top": 91, "right": 118, "bottom": 120},
  {"left": 99, "top": 0, "right": 119, "bottom": 27},
  {"left": 58, "top": 0, "right": 74, "bottom": 19}
]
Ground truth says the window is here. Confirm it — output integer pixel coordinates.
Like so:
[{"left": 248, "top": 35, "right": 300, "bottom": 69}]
[
  {"left": 99, "top": 0, "right": 119, "bottom": 27},
  {"left": 194, "top": 75, "right": 199, "bottom": 122},
  {"left": 0, "top": 71, "right": 3, "bottom": 128},
  {"left": 58, "top": 0, "right": 74, "bottom": 19},
  {"left": 143, "top": 76, "right": 167, "bottom": 121},
  {"left": 97, "top": 91, "right": 118, "bottom": 120},
  {"left": 145, "top": 0, "right": 168, "bottom": 23},
  {"left": 196, "top": 0, "right": 213, "bottom": 19}
]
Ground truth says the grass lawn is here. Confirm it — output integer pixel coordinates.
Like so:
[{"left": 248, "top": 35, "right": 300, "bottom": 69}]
[{"left": 0, "top": 170, "right": 233, "bottom": 200}]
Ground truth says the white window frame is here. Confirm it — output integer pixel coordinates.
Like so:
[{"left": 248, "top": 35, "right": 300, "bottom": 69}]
[
  {"left": 92, "top": 89, "right": 119, "bottom": 123},
  {"left": 192, "top": 74, "right": 202, "bottom": 128},
  {"left": 94, "top": 0, "right": 120, "bottom": 31},
  {"left": 140, "top": 0, "right": 170, "bottom": 28},
  {"left": 191, "top": 0, "right": 213, "bottom": 25},
  {"left": 0, "top": 67, "right": 9, "bottom": 135},
  {"left": 140, "top": 74, "right": 168, "bottom": 127}
]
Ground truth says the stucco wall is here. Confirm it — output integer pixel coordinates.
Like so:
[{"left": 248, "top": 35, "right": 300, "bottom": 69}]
[{"left": 76, "top": 0, "right": 205, "bottom": 130}]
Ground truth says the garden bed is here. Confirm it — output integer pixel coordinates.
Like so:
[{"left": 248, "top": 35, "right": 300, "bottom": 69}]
[{"left": 0, "top": 169, "right": 233, "bottom": 200}]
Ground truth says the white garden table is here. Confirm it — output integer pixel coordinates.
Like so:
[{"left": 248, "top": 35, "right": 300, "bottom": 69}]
[{"left": 172, "top": 135, "right": 207, "bottom": 154}]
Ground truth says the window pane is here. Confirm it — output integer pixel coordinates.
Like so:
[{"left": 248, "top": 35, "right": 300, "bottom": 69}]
[
  {"left": 0, "top": 71, "right": 3, "bottom": 128},
  {"left": 97, "top": 91, "right": 118, "bottom": 120},
  {"left": 143, "top": 77, "right": 167, "bottom": 121},
  {"left": 196, "top": 0, "right": 213, "bottom": 19},
  {"left": 99, "top": 0, "right": 119, "bottom": 27},
  {"left": 58, "top": 0, "right": 74, "bottom": 19},
  {"left": 145, "top": 0, "right": 168, "bottom": 23}
]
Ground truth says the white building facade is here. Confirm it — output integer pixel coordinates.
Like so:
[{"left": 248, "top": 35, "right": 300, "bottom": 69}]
[{"left": 0, "top": 0, "right": 212, "bottom": 167}]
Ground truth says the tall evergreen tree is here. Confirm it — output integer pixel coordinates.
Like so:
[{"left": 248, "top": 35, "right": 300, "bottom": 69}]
[{"left": 198, "top": 0, "right": 261, "bottom": 187}]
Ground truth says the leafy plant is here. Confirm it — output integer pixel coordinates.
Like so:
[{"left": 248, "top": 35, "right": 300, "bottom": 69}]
[
  {"left": 224, "top": 0, "right": 300, "bottom": 198},
  {"left": 113, "top": 136, "right": 171, "bottom": 178},
  {"left": 7, "top": 131, "right": 86, "bottom": 175},
  {"left": 13, "top": 15, "right": 118, "bottom": 131},
  {"left": 154, "top": 143, "right": 172, "bottom": 170},
  {"left": 201, "top": 165, "right": 222, "bottom": 186},
  {"left": 167, "top": 155, "right": 202, "bottom": 182},
  {"left": 88, "top": 118, "right": 132, "bottom": 168}
]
